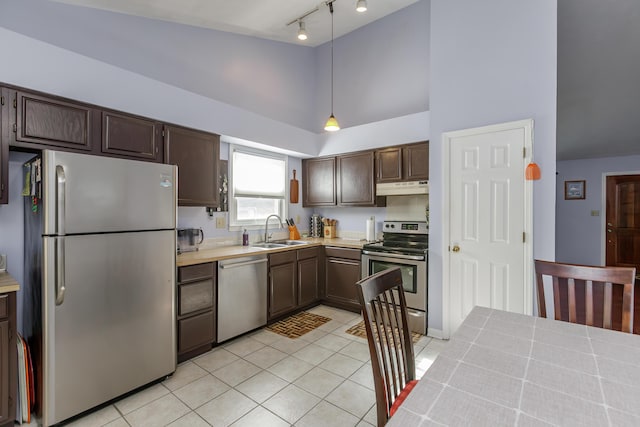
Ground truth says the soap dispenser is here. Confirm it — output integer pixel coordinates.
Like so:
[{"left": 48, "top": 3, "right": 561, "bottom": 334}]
[{"left": 242, "top": 229, "right": 249, "bottom": 246}]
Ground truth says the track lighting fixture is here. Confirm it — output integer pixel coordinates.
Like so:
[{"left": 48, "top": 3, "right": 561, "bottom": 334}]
[
  {"left": 297, "top": 21, "right": 308, "bottom": 41},
  {"left": 356, "top": 0, "right": 367, "bottom": 13}
]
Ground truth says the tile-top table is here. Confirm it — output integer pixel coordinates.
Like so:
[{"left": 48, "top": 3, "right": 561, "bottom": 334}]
[{"left": 388, "top": 306, "right": 640, "bottom": 426}]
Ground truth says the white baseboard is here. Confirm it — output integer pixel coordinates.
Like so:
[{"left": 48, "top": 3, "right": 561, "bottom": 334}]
[{"left": 427, "top": 328, "right": 446, "bottom": 340}]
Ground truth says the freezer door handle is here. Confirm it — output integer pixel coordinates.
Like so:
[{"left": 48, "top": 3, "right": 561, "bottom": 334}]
[
  {"left": 56, "top": 165, "right": 66, "bottom": 235},
  {"left": 56, "top": 237, "right": 66, "bottom": 306}
]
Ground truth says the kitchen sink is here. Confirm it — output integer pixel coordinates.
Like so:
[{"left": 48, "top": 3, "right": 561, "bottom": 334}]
[
  {"left": 278, "top": 240, "right": 309, "bottom": 246},
  {"left": 251, "top": 242, "right": 287, "bottom": 249}
]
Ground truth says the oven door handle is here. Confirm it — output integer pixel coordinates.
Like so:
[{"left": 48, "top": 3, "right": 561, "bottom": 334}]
[{"left": 362, "top": 250, "right": 425, "bottom": 261}]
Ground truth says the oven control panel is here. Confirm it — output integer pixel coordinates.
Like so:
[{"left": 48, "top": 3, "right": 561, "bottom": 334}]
[{"left": 383, "top": 221, "right": 428, "bottom": 234}]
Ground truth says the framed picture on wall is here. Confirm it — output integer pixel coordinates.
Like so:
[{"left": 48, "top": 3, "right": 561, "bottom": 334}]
[{"left": 565, "top": 180, "right": 586, "bottom": 200}]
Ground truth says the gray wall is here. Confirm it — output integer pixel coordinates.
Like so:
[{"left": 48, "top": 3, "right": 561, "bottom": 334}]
[
  {"left": 556, "top": 155, "right": 640, "bottom": 266},
  {"left": 428, "top": 0, "right": 557, "bottom": 332}
]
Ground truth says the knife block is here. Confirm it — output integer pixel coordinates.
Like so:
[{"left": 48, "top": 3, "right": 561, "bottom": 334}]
[{"left": 288, "top": 226, "right": 301, "bottom": 240}]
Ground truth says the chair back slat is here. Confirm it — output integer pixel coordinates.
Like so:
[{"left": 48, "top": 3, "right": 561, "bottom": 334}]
[
  {"left": 535, "top": 260, "right": 635, "bottom": 333},
  {"left": 356, "top": 268, "right": 416, "bottom": 427}
]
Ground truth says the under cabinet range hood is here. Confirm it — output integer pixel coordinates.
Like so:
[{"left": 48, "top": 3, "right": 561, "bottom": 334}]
[{"left": 376, "top": 181, "right": 429, "bottom": 196}]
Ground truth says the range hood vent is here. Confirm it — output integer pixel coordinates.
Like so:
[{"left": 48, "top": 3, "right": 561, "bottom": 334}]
[{"left": 376, "top": 181, "right": 429, "bottom": 196}]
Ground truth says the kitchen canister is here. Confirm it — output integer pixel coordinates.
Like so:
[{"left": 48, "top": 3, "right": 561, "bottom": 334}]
[{"left": 365, "top": 216, "right": 376, "bottom": 241}]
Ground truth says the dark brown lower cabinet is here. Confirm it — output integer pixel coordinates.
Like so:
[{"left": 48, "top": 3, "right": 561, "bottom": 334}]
[
  {"left": 324, "top": 247, "right": 362, "bottom": 312},
  {"left": 177, "top": 262, "right": 216, "bottom": 362},
  {"left": 0, "top": 292, "right": 16, "bottom": 427},
  {"left": 268, "top": 247, "right": 321, "bottom": 321}
]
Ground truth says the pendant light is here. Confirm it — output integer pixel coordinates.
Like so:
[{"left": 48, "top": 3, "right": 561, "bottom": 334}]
[
  {"left": 297, "top": 20, "right": 308, "bottom": 41},
  {"left": 356, "top": 0, "right": 367, "bottom": 13},
  {"left": 324, "top": 1, "right": 340, "bottom": 132}
]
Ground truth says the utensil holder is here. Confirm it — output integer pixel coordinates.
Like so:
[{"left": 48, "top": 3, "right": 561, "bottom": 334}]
[
  {"left": 324, "top": 225, "right": 336, "bottom": 239},
  {"left": 289, "top": 226, "right": 301, "bottom": 240}
]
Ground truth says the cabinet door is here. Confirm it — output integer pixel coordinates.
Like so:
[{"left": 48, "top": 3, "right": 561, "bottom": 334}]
[
  {"left": 15, "top": 91, "right": 99, "bottom": 152},
  {"left": 165, "top": 125, "right": 219, "bottom": 207},
  {"left": 102, "top": 111, "right": 162, "bottom": 162},
  {"left": 325, "top": 257, "right": 362, "bottom": 311},
  {"left": 403, "top": 142, "right": 429, "bottom": 180},
  {"left": 0, "top": 88, "right": 8, "bottom": 205},
  {"left": 338, "top": 151, "right": 376, "bottom": 206},
  {"left": 302, "top": 157, "right": 336, "bottom": 207},
  {"left": 298, "top": 257, "right": 319, "bottom": 307},
  {"left": 178, "top": 311, "right": 215, "bottom": 354},
  {"left": 376, "top": 147, "right": 403, "bottom": 183},
  {"left": 269, "top": 256, "right": 297, "bottom": 319},
  {"left": 0, "top": 319, "right": 8, "bottom": 424}
]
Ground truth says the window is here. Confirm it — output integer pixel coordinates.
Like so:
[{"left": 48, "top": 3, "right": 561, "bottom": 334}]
[{"left": 229, "top": 145, "right": 287, "bottom": 229}]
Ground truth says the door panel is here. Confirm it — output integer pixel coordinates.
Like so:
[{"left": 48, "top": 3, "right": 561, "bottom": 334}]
[
  {"left": 448, "top": 124, "right": 528, "bottom": 333},
  {"left": 42, "top": 150, "right": 176, "bottom": 234},
  {"left": 42, "top": 230, "right": 176, "bottom": 425}
]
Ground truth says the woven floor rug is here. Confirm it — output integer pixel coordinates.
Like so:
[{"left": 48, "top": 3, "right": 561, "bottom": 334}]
[
  {"left": 345, "top": 320, "right": 422, "bottom": 344},
  {"left": 266, "top": 311, "right": 332, "bottom": 339}
]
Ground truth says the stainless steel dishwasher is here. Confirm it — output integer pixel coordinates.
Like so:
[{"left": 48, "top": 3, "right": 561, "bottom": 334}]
[{"left": 217, "top": 255, "right": 268, "bottom": 342}]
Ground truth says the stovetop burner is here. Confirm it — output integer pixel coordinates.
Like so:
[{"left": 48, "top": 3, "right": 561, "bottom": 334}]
[{"left": 363, "top": 220, "right": 428, "bottom": 255}]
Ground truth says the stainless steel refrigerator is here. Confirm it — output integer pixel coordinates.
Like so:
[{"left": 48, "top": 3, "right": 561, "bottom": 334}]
[{"left": 23, "top": 150, "right": 177, "bottom": 426}]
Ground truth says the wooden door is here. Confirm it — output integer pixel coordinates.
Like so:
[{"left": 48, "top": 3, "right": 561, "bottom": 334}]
[
  {"left": 269, "top": 252, "right": 297, "bottom": 319},
  {"left": 302, "top": 157, "right": 336, "bottom": 207},
  {"left": 446, "top": 120, "right": 532, "bottom": 335},
  {"left": 298, "top": 249, "right": 319, "bottom": 307},
  {"left": 0, "top": 88, "right": 8, "bottom": 205},
  {"left": 337, "top": 151, "right": 376, "bottom": 206},
  {"left": 102, "top": 111, "right": 162, "bottom": 162},
  {"left": 605, "top": 175, "right": 640, "bottom": 333},
  {"left": 164, "top": 125, "right": 219, "bottom": 207}
]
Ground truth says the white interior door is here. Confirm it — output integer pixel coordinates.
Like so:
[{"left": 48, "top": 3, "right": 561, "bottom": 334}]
[{"left": 444, "top": 120, "right": 533, "bottom": 336}]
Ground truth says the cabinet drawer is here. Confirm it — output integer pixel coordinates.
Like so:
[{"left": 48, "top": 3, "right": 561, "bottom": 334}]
[
  {"left": 270, "top": 250, "right": 296, "bottom": 266},
  {"left": 178, "top": 279, "right": 214, "bottom": 316},
  {"left": 0, "top": 294, "right": 6, "bottom": 319},
  {"left": 298, "top": 247, "right": 320, "bottom": 260},
  {"left": 178, "top": 311, "right": 215, "bottom": 353},
  {"left": 178, "top": 263, "right": 214, "bottom": 282},
  {"left": 325, "top": 247, "right": 361, "bottom": 260}
]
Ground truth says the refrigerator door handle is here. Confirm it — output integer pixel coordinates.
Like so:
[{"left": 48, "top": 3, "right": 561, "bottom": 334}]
[
  {"left": 56, "top": 165, "right": 66, "bottom": 235},
  {"left": 56, "top": 237, "right": 66, "bottom": 306}
]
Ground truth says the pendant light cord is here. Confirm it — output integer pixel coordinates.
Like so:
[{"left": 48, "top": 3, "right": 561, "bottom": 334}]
[{"left": 329, "top": 1, "right": 334, "bottom": 116}]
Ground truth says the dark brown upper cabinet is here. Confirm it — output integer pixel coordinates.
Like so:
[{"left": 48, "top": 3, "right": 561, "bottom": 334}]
[
  {"left": 102, "top": 111, "right": 162, "bottom": 162},
  {"left": 0, "top": 88, "right": 8, "bottom": 205},
  {"left": 376, "top": 141, "right": 429, "bottom": 183},
  {"left": 302, "top": 157, "right": 337, "bottom": 207},
  {"left": 337, "top": 151, "right": 376, "bottom": 206},
  {"left": 14, "top": 91, "right": 99, "bottom": 152},
  {"left": 164, "top": 124, "right": 219, "bottom": 207}
]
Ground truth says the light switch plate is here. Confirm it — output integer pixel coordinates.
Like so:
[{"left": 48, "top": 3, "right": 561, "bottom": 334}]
[
  {"left": 216, "top": 216, "right": 226, "bottom": 229},
  {"left": 0, "top": 254, "right": 6, "bottom": 272}
]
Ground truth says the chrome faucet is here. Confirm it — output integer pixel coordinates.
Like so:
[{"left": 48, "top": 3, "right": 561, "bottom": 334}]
[{"left": 264, "top": 214, "right": 284, "bottom": 243}]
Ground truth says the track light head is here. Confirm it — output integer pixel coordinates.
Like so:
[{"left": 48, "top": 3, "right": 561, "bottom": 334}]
[
  {"left": 356, "top": 0, "right": 367, "bottom": 13},
  {"left": 297, "top": 21, "right": 308, "bottom": 41}
]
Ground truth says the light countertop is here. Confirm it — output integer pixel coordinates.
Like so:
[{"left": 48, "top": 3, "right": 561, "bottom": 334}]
[
  {"left": 0, "top": 272, "right": 20, "bottom": 293},
  {"left": 177, "top": 237, "right": 368, "bottom": 267}
]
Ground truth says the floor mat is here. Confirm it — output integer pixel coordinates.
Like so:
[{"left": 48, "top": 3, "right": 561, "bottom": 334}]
[
  {"left": 266, "top": 311, "right": 332, "bottom": 339},
  {"left": 345, "top": 320, "right": 422, "bottom": 344}
]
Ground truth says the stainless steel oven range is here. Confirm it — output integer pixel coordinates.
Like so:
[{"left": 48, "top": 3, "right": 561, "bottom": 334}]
[{"left": 361, "top": 220, "right": 428, "bottom": 334}]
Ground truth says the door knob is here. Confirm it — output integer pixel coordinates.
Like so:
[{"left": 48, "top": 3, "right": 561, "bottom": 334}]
[
  {"left": 452, "top": 245, "right": 460, "bottom": 252},
  {"left": 607, "top": 222, "right": 613, "bottom": 227}
]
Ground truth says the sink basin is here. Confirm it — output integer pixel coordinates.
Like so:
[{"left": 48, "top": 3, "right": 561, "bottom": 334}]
[
  {"left": 251, "top": 242, "right": 287, "bottom": 249},
  {"left": 279, "top": 240, "right": 309, "bottom": 246}
]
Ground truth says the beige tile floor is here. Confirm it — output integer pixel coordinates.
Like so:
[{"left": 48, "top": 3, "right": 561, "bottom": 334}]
[{"left": 32, "top": 305, "right": 445, "bottom": 427}]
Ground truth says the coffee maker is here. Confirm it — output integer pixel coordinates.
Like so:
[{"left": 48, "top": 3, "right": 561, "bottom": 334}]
[{"left": 177, "top": 228, "right": 204, "bottom": 253}]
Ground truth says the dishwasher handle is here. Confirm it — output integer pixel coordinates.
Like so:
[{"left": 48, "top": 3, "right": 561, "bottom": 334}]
[{"left": 220, "top": 258, "right": 268, "bottom": 269}]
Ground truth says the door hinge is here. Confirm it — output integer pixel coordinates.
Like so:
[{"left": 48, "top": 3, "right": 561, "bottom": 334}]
[
  {"left": 162, "top": 130, "right": 165, "bottom": 137},
  {"left": 0, "top": 95, "right": 4, "bottom": 106},
  {"left": 13, "top": 98, "right": 17, "bottom": 109},
  {"left": 13, "top": 123, "right": 17, "bottom": 133},
  {"left": 523, "top": 147, "right": 526, "bottom": 158},
  {"left": 523, "top": 232, "right": 526, "bottom": 243}
]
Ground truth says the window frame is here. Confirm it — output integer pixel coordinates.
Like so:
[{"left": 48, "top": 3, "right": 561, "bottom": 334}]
[{"left": 228, "top": 144, "right": 288, "bottom": 231}]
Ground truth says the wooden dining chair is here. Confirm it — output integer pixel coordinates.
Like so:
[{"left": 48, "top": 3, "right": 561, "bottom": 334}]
[
  {"left": 534, "top": 259, "right": 636, "bottom": 332},
  {"left": 355, "top": 268, "right": 417, "bottom": 427}
]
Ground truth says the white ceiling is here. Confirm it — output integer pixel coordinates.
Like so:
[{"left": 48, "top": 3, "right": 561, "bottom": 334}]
[{"left": 52, "top": 0, "right": 419, "bottom": 47}]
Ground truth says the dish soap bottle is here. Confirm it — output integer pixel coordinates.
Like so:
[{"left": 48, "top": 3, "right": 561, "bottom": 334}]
[{"left": 242, "top": 229, "right": 249, "bottom": 246}]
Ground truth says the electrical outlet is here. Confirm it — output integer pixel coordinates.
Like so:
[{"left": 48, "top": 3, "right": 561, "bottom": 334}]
[
  {"left": 216, "top": 216, "right": 226, "bottom": 229},
  {"left": 296, "top": 215, "right": 300, "bottom": 225},
  {"left": 591, "top": 210, "right": 600, "bottom": 217},
  {"left": 0, "top": 254, "right": 6, "bottom": 272}
]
